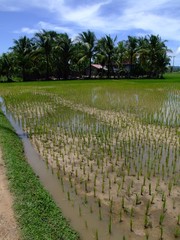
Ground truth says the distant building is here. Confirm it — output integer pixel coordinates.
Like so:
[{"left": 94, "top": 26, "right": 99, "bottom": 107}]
[{"left": 86, "top": 64, "right": 107, "bottom": 77}]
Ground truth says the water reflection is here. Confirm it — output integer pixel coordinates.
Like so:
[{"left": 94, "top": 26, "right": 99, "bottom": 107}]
[{"left": 154, "top": 92, "right": 180, "bottom": 126}]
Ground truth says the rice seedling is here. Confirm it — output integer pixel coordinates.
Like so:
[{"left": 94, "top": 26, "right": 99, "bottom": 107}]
[
  {"left": 95, "top": 229, "right": 99, "bottom": 240},
  {"left": 85, "top": 220, "right": 88, "bottom": 229},
  {"left": 135, "top": 193, "right": 141, "bottom": 205},
  {"left": 149, "top": 183, "right": 152, "bottom": 195},
  {"left": 160, "top": 226, "right": 163, "bottom": 240},
  {"left": 119, "top": 208, "right": 123, "bottom": 223},
  {"left": 90, "top": 205, "right": 93, "bottom": 214},
  {"left": 130, "top": 217, "right": 133, "bottom": 232},
  {"left": 99, "top": 207, "right": 102, "bottom": 220},
  {"left": 144, "top": 214, "right": 149, "bottom": 229},
  {"left": 67, "top": 191, "right": 70, "bottom": 201},
  {"left": 151, "top": 193, "right": 155, "bottom": 204},
  {"left": 159, "top": 213, "right": 165, "bottom": 226},
  {"left": 145, "top": 231, "right": 149, "bottom": 239},
  {"left": 121, "top": 196, "right": 125, "bottom": 209},
  {"left": 177, "top": 214, "right": 180, "bottom": 225},
  {"left": 79, "top": 205, "right": 82, "bottom": 217},
  {"left": 174, "top": 226, "right": 180, "bottom": 238},
  {"left": 108, "top": 215, "right": 112, "bottom": 234},
  {"left": 145, "top": 200, "right": 151, "bottom": 216},
  {"left": 173, "top": 198, "right": 176, "bottom": 209},
  {"left": 109, "top": 198, "right": 113, "bottom": 214}
]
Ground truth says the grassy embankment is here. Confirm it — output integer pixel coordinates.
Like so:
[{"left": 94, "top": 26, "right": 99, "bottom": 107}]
[{"left": 0, "top": 110, "right": 79, "bottom": 240}]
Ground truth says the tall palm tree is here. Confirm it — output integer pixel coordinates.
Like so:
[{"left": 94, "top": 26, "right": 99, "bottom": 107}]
[
  {"left": 136, "top": 36, "right": 149, "bottom": 76},
  {"left": 96, "top": 35, "right": 117, "bottom": 78},
  {"left": 70, "top": 42, "right": 87, "bottom": 78},
  {"left": 116, "top": 41, "right": 127, "bottom": 67},
  {"left": 125, "top": 36, "right": 138, "bottom": 77},
  {"left": 54, "top": 33, "right": 74, "bottom": 79},
  {"left": 0, "top": 53, "right": 14, "bottom": 81},
  {"left": 146, "top": 35, "right": 171, "bottom": 78},
  {"left": 34, "top": 30, "right": 57, "bottom": 80},
  {"left": 77, "top": 30, "right": 97, "bottom": 78},
  {"left": 10, "top": 36, "right": 33, "bottom": 81}
]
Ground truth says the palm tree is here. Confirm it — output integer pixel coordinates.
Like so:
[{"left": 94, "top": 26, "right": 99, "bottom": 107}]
[
  {"left": 135, "top": 36, "right": 149, "bottom": 76},
  {"left": 96, "top": 35, "right": 117, "bottom": 78},
  {"left": 115, "top": 40, "right": 127, "bottom": 77},
  {"left": 54, "top": 33, "right": 74, "bottom": 79},
  {"left": 34, "top": 30, "right": 57, "bottom": 80},
  {"left": 77, "top": 30, "right": 97, "bottom": 78},
  {"left": 70, "top": 42, "right": 87, "bottom": 78},
  {"left": 125, "top": 36, "right": 138, "bottom": 77},
  {"left": 146, "top": 35, "right": 171, "bottom": 78},
  {"left": 0, "top": 53, "right": 14, "bottom": 81},
  {"left": 10, "top": 36, "right": 33, "bottom": 81}
]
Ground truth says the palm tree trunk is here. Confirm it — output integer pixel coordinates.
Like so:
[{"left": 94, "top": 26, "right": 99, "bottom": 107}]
[
  {"left": 46, "top": 53, "right": 49, "bottom": 80},
  {"left": 129, "top": 54, "right": 133, "bottom": 78},
  {"left": 22, "top": 64, "right": 26, "bottom": 81},
  {"left": 107, "top": 55, "right": 111, "bottom": 78},
  {"left": 89, "top": 57, "right": 92, "bottom": 78}
]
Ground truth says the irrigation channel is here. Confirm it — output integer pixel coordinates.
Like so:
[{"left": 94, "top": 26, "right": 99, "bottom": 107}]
[{"left": 0, "top": 96, "right": 127, "bottom": 240}]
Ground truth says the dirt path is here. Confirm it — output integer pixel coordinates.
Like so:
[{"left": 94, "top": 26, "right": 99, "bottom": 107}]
[{"left": 0, "top": 148, "right": 20, "bottom": 240}]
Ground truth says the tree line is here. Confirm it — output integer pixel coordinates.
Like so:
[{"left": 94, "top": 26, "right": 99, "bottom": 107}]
[{"left": 0, "top": 30, "right": 171, "bottom": 81}]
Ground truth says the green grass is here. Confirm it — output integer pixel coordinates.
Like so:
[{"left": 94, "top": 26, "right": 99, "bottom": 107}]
[{"left": 0, "top": 111, "right": 79, "bottom": 240}]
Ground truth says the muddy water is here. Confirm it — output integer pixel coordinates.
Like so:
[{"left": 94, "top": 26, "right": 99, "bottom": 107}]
[{"left": 0, "top": 97, "right": 127, "bottom": 240}]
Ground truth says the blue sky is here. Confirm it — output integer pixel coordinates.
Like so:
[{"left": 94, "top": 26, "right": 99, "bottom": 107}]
[{"left": 1, "top": 0, "right": 180, "bottom": 65}]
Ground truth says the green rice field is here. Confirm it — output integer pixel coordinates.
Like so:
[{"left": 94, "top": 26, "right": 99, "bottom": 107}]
[{"left": 0, "top": 73, "right": 179, "bottom": 239}]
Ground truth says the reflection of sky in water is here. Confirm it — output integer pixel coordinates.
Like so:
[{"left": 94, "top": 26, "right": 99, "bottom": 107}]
[
  {"left": 0, "top": 96, "right": 3, "bottom": 104},
  {"left": 92, "top": 90, "right": 140, "bottom": 108},
  {"left": 59, "top": 112, "right": 108, "bottom": 134},
  {"left": 135, "top": 94, "right": 139, "bottom": 103},
  {"left": 91, "top": 91, "right": 98, "bottom": 104},
  {"left": 0, "top": 96, "right": 6, "bottom": 113},
  {"left": 154, "top": 92, "right": 180, "bottom": 126},
  {"left": 89, "top": 88, "right": 179, "bottom": 127}
]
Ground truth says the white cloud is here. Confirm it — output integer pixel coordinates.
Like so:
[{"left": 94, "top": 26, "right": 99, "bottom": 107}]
[
  {"left": 0, "top": 0, "right": 64, "bottom": 12},
  {"left": 37, "top": 21, "right": 73, "bottom": 33},
  {"left": 2, "top": 0, "right": 180, "bottom": 42},
  {"left": 29, "top": 0, "right": 64, "bottom": 12},
  {"left": 59, "top": 1, "right": 110, "bottom": 22},
  {"left": 13, "top": 27, "right": 38, "bottom": 34},
  {"left": 124, "top": 0, "right": 169, "bottom": 12},
  {"left": 51, "top": 0, "right": 180, "bottom": 43},
  {"left": 13, "top": 21, "right": 74, "bottom": 36},
  {"left": 117, "top": 0, "right": 180, "bottom": 41},
  {"left": 120, "top": 12, "right": 180, "bottom": 41},
  {"left": 2, "top": 0, "right": 180, "bottom": 64},
  {"left": 175, "top": 47, "right": 180, "bottom": 56}
]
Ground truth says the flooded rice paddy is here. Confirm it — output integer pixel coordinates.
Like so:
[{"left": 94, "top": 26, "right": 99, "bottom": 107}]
[{"left": 0, "top": 79, "right": 179, "bottom": 239}]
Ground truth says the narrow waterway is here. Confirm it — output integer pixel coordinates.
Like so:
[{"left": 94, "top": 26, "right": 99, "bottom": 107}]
[{"left": 0, "top": 96, "right": 126, "bottom": 240}]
